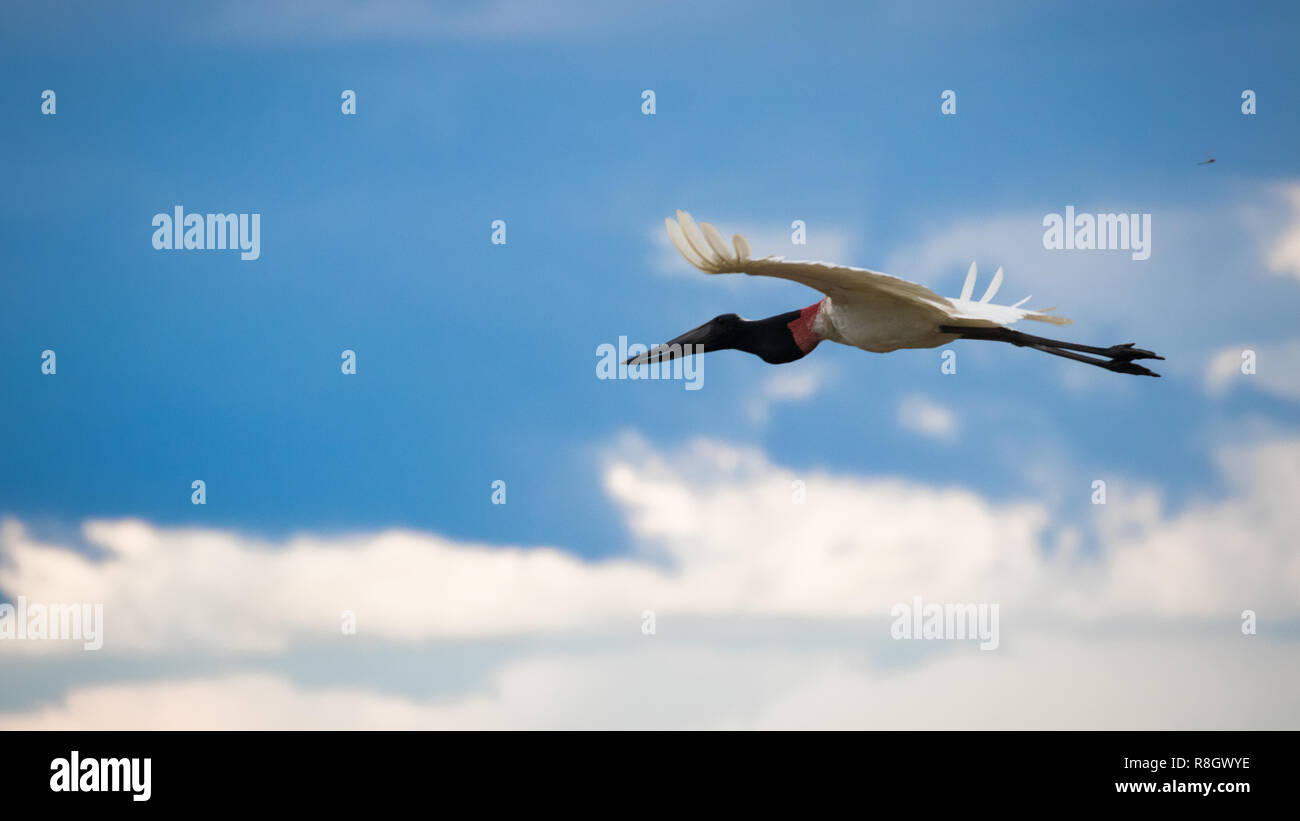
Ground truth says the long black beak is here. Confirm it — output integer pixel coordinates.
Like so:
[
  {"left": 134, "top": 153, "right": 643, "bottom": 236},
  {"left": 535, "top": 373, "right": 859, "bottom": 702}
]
[{"left": 625, "top": 319, "right": 717, "bottom": 365}]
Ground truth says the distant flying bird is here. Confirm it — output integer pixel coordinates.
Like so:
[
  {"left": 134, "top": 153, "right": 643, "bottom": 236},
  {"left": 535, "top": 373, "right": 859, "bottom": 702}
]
[
  {"left": 627, "top": 211, "right": 1163, "bottom": 376},
  {"left": 1198, "top": 155, "right": 1216, "bottom": 165}
]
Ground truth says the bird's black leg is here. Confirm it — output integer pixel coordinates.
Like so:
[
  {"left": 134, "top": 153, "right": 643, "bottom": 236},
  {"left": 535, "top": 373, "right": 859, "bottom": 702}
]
[
  {"left": 940, "top": 325, "right": 1164, "bottom": 361},
  {"left": 939, "top": 325, "right": 1164, "bottom": 377}
]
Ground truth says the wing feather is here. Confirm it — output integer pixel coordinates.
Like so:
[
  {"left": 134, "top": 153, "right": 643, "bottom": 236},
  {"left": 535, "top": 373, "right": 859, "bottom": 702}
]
[
  {"left": 669, "top": 211, "right": 951, "bottom": 309},
  {"left": 732, "top": 233, "right": 751, "bottom": 260},
  {"left": 980, "top": 267, "right": 1004, "bottom": 303},
  {"left": 675, "top": 210, "right": 717, "bottom": 266},
  {"left": 699, "top": 222, "right": 735, "bottom": 262},
  {"left": 663, "top": 211, "right": 1071, "bottom": 327},
  {"left": 665, "top": 217, "right": 709, "bottom": 269},
  {"left": 960, "top": 262, "right": 977, "bottom": 301}
]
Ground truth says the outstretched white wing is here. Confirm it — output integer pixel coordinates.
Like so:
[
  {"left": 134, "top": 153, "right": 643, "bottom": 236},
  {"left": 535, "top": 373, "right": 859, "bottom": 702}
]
[{"left": 665, "top": 210, "right": 1070, "bottom": 328}]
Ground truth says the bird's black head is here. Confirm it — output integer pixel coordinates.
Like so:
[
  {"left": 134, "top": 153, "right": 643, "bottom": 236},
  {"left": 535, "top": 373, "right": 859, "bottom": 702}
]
[
  {"left": 698, "top": 312, "right": 746, "bottom": 350},
  {"left": 625, "top": 309, "right": 814, "bottom": 366}
]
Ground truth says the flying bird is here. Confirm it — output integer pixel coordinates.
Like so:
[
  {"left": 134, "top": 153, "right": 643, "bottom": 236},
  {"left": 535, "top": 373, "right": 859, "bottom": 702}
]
[
  {"left": 627, "top": 211, "right": 1163, "bottom": 376},
  {"left": 1198, "top": 154, "right": 1216, "bottom": 165}
]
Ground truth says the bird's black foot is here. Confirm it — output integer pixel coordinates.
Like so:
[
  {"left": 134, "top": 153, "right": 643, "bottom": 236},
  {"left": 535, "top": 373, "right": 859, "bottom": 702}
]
[
  {"left": 1103, "top": 357, "right": 1161, "bottom": 377},
  {"left": 1101, "top": 343, "right": 1165, "bottom": 362}
]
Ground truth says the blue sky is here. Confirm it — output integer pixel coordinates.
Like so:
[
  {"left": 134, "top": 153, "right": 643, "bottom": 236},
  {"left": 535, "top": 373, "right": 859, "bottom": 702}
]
[{"left": 1, "top": 1, "right": 1298, "bottom": 729}]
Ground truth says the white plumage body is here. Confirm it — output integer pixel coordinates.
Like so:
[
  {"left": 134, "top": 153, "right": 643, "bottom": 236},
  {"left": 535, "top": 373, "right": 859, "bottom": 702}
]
[{"left": 812, "top": 296, "right": 955, "bottom": 353}]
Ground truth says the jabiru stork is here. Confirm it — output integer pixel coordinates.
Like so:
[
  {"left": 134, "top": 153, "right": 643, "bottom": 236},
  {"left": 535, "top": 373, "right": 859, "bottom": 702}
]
[{"left": 626, "top": 211, "right": 1163, "bottom": 377}]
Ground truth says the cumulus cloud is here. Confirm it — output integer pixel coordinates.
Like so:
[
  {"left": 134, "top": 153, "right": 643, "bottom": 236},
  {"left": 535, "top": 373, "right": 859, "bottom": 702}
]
[
  {"left": 2, "top": 434, "right": 1298, "bottom": 728},
  {"left": 4, "top": 434, "right": 1298, "bottom": 661},
  {"left": 1266, "top": 184, "right": 1300, "bottom": 281},
  {"left": 743, "top": 634, "right": 1297, "bottom": 730},
  {"left": 746, "top": 363, "right": 830, "bottom": 424},
  {"left": 1090, "top": 438, "right": 1300, "bottom": 618},
  {"left": 2, "top": 634, "right": 1294, "bottom": 730},
  {"left": 1205, "top": 340, "right": 1300, "bottom": 400},
  {"left": 0, "top": 518, "right": 673, "bottom": 653},
  {"left": 896, "top": 394, "right": 959, "bottom": 440}
]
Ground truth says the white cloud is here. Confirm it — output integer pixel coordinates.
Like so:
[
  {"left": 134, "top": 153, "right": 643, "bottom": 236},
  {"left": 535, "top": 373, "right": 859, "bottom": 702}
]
[
  {"left": 760, "top": 367, "right": 823, "bottom": 402},
  {"left": 1089, "top": 439, "right": 1300, "bottom": 618},
  {"left": 6, "top": 433, "right": 1296, "bottom": 657},
  {"left": 896, "top": 394, "right": 958, "bottom": 440},
  {"left": 1206, "top": 340, "right": 1300, "bottom": 400},
  {"left": 1266, "top": 184, "right": 1300, "bottom": 281},
  {"left": 2, "top": 634, "right": 1294, "bottom": 730},
  {"left": 744, "top": 634, "right": 1297, "bottom": 730},
  {"left": 3, "top": 434, "right": 1298, "bottom": 728},
  {"left": 1206, "top": 347, "right": 1243, "bottom": 395},
  {"left": 0, "top": 517, "right": 675, "bottom": 653},
  {"left": 746, "top": 363, "right": 830, "bottom": 424}
]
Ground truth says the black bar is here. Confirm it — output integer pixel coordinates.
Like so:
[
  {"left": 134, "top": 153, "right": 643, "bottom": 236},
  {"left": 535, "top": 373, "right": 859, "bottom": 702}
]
[{"left": 3, "top": 731, "right": 1290, "bottom": 808}]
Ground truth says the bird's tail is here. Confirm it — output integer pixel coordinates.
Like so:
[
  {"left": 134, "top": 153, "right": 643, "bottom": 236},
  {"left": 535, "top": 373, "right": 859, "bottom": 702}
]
[{"left": 949, "top": 262, "right": 1072, "bottom": 326}]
